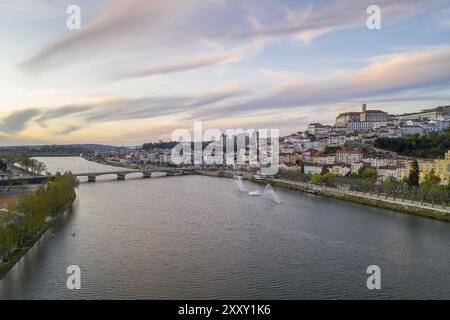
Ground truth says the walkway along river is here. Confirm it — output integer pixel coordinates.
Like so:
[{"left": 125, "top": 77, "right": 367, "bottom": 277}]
[
  {"left": 0, "top": 157, "right": 449, "bottom": 299},
  {"left": 253, "top": 178, "right": 450, "bottom": 222}
]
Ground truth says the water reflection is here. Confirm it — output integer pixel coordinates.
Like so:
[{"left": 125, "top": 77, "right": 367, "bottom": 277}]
[{"left": 0, "top": 157, "right": 449, "bottom": 299}]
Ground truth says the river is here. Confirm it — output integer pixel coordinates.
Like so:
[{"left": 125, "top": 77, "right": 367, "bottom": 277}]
[{"left": 0, "top": 157, "right": 449, "bottom": 299}]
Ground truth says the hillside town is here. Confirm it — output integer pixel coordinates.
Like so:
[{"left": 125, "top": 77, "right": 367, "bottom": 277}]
[
  {"left": 276, "top": 104, "right": 450, "bottom": 185},
  {"left": 81, "top": 105, "right": 450, "bottom": 186}
]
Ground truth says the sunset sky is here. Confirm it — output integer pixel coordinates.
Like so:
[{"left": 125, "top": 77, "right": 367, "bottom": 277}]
[{"left": 0, "top": 0, "right": 449, "bottom": 146}]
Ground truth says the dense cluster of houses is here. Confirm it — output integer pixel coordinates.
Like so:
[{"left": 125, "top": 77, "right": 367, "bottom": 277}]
[
  {"left": 277, "top": 105, "right": 450, "bottom": 184},
  {"left": 291, "top": 105, "right": 449, "bottom": 149},
  {"left": 92, "top": 148, "right": 173, "bottom": 166},
  {"left": 90, "top": 104, "right": 450, "bottom": 185},
  {"left": 281, "top": 148, "right": 450, "bottom": 185}
]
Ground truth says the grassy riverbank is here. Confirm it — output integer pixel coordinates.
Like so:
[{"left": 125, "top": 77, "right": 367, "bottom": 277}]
[
  {"left": 0, "top": 203, "right": 73, "bottom": 279},
  {"left": 0, "top": 173, "right": 79, "bottom": 279},
  {"left": 251, "top": 178, "right": 450, "bottom": 222}
]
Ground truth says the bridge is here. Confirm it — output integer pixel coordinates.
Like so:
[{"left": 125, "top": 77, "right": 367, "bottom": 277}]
[
  {"left": 71, "top": 167, "right": 194, "bottom": 182},
  {"left": 0, "top": 167, "right": 195, "bottom": 186}
]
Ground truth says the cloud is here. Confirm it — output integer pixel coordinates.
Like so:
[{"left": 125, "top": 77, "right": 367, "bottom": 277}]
[
  {"left": 218, "top": 46, "right": 450, "bottom": 116},
  {"left": 0, "top": 0, "right": 60, "bottom": 14},
  {"left": 21, "top": 0, "right": 208, "bottom": 72},
  {"left": 0, "top": 84, "right": 248, "bottom": 138},
  {"left": 21, "top": 0, "right": 443, "bottom": 75},
  {"left": 115, "top": 50, "right": 241, "bottom": 79},
  {"left": 0, "top": 109, "right": 40, "bottom": 133},
  {"left": 37, "top": 105, "right": 93, "bottom": 126},
  {"left": 5, "top": 44, "right": 450, "bottom": 144},
  {"left": 84, "top": 86, "right": 248, "bottom": 122}
]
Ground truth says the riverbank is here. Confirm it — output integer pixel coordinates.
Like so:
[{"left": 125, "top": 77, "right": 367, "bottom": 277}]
[
  {"left": 195, "top": 169, "right": 252, "bottom": 179},
  {"left": 0, "top": 202, "right": 74, "bottom": 280},
  {"left": 0, "top": 173, "right": 79, "bottom": 280},
  {"left": 0, "top": 185, "right": 39, "bottom": 209},
  {"left": 251, "top": 177, "right": 450, "bottom": 222}
]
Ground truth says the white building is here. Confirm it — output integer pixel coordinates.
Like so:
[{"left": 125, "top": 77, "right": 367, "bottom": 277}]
[
  {"left": 331, "top": 163, "right": 351, "bottom": 176},
  {"left": 336, "top": 149, "right": 363, "bottom": 164},
  {"left": 304, "top": 165, "right": 323, "bottom": 175},
  {"left": 364, "top": 158, "right": 397, "bottom": 168},
  {"left": 315, "top": 155, "right": 336, "bottom": 165},
  {"left": 351, "top": 162, "right": 365, "bottom": 173},
  {"left": 377, "top": 166, "right": 407, "bottom": 181},
  {"left": 399, "top": 125, "right": 422, "bottom": 136}
]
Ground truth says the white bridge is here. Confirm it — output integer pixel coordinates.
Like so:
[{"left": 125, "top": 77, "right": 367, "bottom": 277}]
[{"left": 57, "top": 167, "right": 194, "bottom": 182}]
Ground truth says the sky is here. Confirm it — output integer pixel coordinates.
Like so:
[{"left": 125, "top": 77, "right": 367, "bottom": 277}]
[{"left": 0, "top": 0, "right": 449, "bottom": 146}]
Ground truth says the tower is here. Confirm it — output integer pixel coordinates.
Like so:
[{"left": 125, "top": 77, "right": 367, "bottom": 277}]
[{"left": 362, "top": 104, "right": 367, "bottom": 113}]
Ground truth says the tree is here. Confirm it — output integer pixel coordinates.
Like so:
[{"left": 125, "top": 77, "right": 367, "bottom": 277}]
[
  {"left": 311, "top": 173, "right": 322, "bottom": 185},
  {"left": 360, "top": 168, "right": 377, "bottom": 180},
  {"left": 0, "top": 159, "right": 7, "bottom": 172},
  {"left": 408, "top": 160, "right": 419, "bottom": 187},
  {"left": 3, "top": 172, "right": 79, "bottom": 258},
  {"left": 421, "top": 169, "right": 440, "bottom": 187},
  {"left": 374, "top": 128, "right": 450, "bottom": 158}
]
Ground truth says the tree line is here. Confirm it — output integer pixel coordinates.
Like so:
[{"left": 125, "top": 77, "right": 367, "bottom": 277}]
[
  {"left": 0, "top": 173, "right": 79, "bottom": 261},
  {"left": 374, "top": 128, "right": 450, "bottom": 158},
  {"left": 14, "top": 157, "right": 48, "bottom": 176},
  {"left": 277, "top": 164, "right": 450, "bottom": 207}
]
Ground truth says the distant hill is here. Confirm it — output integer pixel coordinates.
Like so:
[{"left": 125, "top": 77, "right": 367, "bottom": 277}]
[
  {"left": 142, "top": 141, "right": 178, "bottom": 150},
  {"left": 0, "top": 144, "right": 120, "bottom": 157}
]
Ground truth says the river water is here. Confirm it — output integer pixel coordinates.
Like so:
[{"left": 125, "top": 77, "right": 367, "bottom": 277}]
[{"left": 0, "top": 157, "right": 449, "bottom": 299}]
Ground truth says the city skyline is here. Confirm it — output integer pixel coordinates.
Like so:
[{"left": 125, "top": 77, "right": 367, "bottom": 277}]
[{"left": 1, "top": 0, "right": 450, "bottom": 146}]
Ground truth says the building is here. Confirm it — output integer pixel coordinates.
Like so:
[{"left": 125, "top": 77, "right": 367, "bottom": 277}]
[
  {"left": 279, "top": 163, "right": 300, "bottom": 171},
  {"left": 407, "top": 150, "right": 450, "bottom": 185},
  {"left": 335, "top": 104, "right": 388, "bottom": 130},
  {"left": 314, "top": 154, "right": 336, "bottom": 165},
  {"left": 301, "top": 149, "right": 320, "bottom": 163},
  {"left": 307, "top": 123, "right": 323, "bottom": 134},
  {"left": 351, "top": 161, "right": 366, "bottom": 174},
  {"left": 335, "top": 112, "right": 360, "bottom": 127},
  {"left": 399, "top": 125, "right": 422, "bottom": 136},
  {"left": 359, "top": 104, "right": 388, "bottom": 122},
  {"left": 347, "top": 121, "right": 373, "bottom": 132},
  {"left": 398, "top": 106, "right": 450, "bottom": 121},
  {"left": 364, "top": 157, "right": 397, "bottom": 168},
  {"left": 331, "top": 163, "right": 351, "bottom": 176},
  {"left": 377, "top": 166, "right": 407, "bottom": 181},
  {"left": 280, "top": 143, "right": 294, "bottom": 153},
  {"left": 336, "top": 149, "right": 363, "bottom": 164},
  {"left": 280, "top": 152, "right": 297, "bottom": 164},
  {"left": 304, "top": 165, "right": 323, "bottom": 175}
]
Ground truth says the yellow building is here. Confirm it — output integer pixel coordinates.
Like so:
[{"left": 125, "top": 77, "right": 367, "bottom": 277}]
[{"left": 408, "top": 150, "right": 450, "bottom": 185}]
